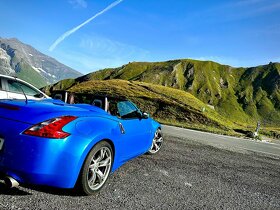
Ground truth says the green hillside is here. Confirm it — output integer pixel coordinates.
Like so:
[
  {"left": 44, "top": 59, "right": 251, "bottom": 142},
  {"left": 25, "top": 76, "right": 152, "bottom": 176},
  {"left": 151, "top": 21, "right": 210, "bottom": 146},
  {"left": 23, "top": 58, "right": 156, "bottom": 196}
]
[
  {"left": 43, "top": 59, "right": 280, "bottom": 138},
  {"left": 15, "top": 62, "right": 48, "bottom": 87},
  {"left": 80, "top": 59, "right": 280, "bottom": 126},
  {"left": 43, "top": 79, "right": 240, "bottom": 135}
]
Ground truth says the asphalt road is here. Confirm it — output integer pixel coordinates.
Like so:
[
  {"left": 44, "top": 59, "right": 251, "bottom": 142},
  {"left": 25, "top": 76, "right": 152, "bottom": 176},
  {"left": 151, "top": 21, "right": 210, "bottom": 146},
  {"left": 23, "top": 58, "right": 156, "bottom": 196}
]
[
  {"left": 163, "top": 125, "right": 280, "bottom": 158},
  {"left": 0, "top": 125, "right": 279, "bottom": 209}
]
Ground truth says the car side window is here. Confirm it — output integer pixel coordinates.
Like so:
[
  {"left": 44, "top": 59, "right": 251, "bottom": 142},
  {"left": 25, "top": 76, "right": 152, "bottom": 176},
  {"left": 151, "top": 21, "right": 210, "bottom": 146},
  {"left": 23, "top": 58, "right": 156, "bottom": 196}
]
[
  {"left": 117, "top": 100, "right": 140, "bottom": 119},
  {"left": 108, "top": 100, "right": 119, "bottom": 117},
  {"left": 53, "top": 93, "right": 63, "bottom": 101},
  {"left": 0, "top": 79, "right": 2, "bottom": 90},
  {"left": 7, "top": 80, "right": 41, "bottom": 97},
  {"left": 92, "top": 99, "right": 103, "bottom": 108}
]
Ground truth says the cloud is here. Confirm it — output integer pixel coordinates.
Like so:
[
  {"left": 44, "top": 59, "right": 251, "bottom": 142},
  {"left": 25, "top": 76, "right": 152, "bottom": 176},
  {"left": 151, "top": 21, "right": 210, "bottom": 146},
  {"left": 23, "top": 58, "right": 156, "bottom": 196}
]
[
  {"left": 226, "top": 1, "right": 280, "bottom": 21},
  {"left": 252, "top": 2, "right": 280, "bottom": 14},
  {"left": 191, "top": 0, "right": 280, "bottom": 24},
  {"left": 192, "top": 56, "right": 242, "bottom": 67},
  {"left": 78, "top": 35, "right": 149, "bottom": 70},
  {"left": 192, "top": 56, "right": 280, "bottom": 68},
  {"left": 49, "top": 0, "right": 123, "bottom": 51},
  {"left": 69, "top": 0, "right": 87, "bottom": 8},
  {"left": 228, "top": 0, "right": 265, "bottom": 7},
  {"left": 79, "top": 35, "right": 149, "bottom": 58},
  {"left": 51, "top": 34, "right": 150, "bottom": 73}
]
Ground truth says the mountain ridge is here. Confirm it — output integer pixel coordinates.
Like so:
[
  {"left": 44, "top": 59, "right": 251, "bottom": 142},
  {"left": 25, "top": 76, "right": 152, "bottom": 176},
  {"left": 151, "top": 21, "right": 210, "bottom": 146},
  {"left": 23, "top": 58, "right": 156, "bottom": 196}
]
[
  {"left": 47, "top": 59, "right": 280, "bottom": 126},
  {"left": 0, "top": 37, "right": 82, "bottom": 87}
]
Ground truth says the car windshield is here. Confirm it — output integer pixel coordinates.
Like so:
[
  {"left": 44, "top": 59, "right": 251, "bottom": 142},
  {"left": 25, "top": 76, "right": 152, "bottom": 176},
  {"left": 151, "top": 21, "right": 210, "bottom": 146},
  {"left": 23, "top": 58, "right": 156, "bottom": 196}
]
[{"left": 117, "top": 100, "right": 140, "bottom": 119}]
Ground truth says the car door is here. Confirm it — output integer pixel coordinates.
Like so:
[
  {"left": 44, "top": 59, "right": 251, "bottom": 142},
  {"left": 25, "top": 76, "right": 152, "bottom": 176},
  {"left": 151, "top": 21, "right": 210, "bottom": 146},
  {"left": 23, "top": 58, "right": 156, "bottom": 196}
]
[
  {"left": 115, "top": 100, "right": 152, "bottom": 160},
  {"left": 0, "top": 78, "right": 8, "bottom": 99}
]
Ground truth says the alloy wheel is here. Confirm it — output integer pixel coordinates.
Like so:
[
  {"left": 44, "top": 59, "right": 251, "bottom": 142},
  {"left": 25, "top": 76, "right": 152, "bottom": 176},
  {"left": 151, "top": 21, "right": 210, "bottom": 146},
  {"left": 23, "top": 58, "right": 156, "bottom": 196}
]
[
  {"left": 148, "top": 129, "right": 163, "bottom": 154},
  {"left": 87, "top": 146, "right": 112, "bottom": 191}
]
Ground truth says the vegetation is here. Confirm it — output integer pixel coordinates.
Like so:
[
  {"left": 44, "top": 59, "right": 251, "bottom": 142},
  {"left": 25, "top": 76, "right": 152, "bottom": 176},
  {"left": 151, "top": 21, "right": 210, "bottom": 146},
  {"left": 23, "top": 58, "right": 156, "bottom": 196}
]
[
  {"left": 16, "top": 62, "right": 47, "bottom": 88},
  {"left": 43, "top": 59, "right": 280, "bottom": 139},
  {"left": 44, "top": 79, "right": 246, "bottom": 136},
  {"left": 82, "top": 59, "right": 280, "bottom": 127}
]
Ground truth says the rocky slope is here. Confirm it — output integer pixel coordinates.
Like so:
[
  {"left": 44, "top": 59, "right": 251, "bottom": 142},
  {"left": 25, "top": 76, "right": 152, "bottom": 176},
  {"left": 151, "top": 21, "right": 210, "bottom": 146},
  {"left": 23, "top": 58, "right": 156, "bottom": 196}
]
[{"left": 0, "top": 37, "right": 82, "bottom": 87}]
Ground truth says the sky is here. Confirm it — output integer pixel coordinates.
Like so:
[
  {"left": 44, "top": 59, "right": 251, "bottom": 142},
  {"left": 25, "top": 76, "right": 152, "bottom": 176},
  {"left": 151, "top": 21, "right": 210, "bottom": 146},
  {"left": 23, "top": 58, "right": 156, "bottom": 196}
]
[{"left": 0, "top": 0, "right": 280, "bottom": 74}]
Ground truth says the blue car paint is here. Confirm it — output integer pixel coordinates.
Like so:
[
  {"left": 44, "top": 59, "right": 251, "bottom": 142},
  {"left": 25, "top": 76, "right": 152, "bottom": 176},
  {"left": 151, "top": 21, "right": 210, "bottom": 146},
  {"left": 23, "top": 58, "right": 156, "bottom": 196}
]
[
  {"left": 117, "top": 117, "right": 153, "bottom": 160},
  {"left": 0, "top": 99, "right": 160, "bottom": 188}
]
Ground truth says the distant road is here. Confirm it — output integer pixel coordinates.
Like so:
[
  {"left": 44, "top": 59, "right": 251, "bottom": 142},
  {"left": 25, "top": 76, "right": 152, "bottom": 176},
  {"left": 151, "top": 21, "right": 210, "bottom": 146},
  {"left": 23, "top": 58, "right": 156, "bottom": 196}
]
[{"left": 162, "top": 125, "right": 280, "bottom": 158}]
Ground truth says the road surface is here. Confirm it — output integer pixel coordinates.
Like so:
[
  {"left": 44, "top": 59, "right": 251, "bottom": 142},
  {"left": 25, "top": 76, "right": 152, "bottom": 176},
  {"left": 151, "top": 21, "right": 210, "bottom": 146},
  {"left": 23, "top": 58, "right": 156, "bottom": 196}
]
[
  {"left": 163, "top": 125, "right": 280, "bottom": 158},
  {"left": 0, "top": 125, "right": 279, "bottom": 209}
]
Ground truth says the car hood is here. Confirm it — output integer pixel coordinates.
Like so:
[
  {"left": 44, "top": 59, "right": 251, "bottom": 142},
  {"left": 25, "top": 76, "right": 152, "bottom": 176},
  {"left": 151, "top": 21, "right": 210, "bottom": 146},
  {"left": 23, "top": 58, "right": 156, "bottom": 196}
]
[{"left": 0, "top": 99, "right": 110, "bottom": 124}]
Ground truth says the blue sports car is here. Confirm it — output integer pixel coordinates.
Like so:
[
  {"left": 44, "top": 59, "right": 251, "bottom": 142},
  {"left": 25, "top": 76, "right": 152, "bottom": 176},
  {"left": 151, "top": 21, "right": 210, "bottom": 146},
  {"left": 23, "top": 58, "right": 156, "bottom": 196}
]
[{"left": 0, "top": 97, "right": 163, "bottom": 195}]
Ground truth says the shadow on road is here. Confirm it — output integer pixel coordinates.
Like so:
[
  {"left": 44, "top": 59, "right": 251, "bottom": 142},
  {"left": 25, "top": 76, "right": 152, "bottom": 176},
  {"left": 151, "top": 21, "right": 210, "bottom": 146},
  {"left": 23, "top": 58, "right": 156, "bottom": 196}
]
[
  {"left": 0, "top": 181, "right": 82, "bottom": 196},
  {"left": 0, "top": 182, "right": 31, "bottom": 196},
  {"left": 24, "top": 184, "right": 82, "bottom": 196}
]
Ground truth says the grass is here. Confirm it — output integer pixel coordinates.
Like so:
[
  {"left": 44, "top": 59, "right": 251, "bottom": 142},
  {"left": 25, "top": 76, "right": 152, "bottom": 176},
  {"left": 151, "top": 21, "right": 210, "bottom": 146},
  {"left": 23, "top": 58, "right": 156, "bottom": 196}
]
[
  {"left": 43, "top": 79, "right": 261, "bottom": 137},
  {"left": 84, "top": 59, "right": 280, "bottom": 129},
  {"left": 43, "top": 58, "right": 280, "bottom": 139}
]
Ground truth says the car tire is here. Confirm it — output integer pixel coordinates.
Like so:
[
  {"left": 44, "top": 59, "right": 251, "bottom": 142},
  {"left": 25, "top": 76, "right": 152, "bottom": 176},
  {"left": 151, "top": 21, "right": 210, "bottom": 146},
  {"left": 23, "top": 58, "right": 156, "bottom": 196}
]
[
  {"left": 147, "top": 128, "right": 163, "bottom": 154},
  {"left": 77, "top": 141, "right": 113, "bottom": 195}
]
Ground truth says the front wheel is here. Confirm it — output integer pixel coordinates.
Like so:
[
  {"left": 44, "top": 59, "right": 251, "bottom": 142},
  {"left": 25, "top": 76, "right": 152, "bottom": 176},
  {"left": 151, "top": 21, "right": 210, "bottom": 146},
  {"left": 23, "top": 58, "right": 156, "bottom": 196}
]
[
  {"left": 78, "top": 141, "right": 113, "bottom": 195},
  {"left": 147, "top": 128, "right": 163, "bottom": 154}
]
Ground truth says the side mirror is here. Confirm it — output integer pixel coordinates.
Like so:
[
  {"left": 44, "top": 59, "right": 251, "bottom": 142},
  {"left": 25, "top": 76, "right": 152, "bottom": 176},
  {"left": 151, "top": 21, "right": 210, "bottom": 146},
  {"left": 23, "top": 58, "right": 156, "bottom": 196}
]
[{"left": 142, "top": 112, "right": 149, "bottom": 119}]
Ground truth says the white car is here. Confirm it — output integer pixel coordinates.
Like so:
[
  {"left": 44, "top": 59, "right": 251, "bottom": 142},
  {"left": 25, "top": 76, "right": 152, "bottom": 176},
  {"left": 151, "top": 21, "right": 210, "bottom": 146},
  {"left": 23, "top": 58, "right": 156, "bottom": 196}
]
[{"left": 0, "top": 74, "right": 49, "bottom": 100}]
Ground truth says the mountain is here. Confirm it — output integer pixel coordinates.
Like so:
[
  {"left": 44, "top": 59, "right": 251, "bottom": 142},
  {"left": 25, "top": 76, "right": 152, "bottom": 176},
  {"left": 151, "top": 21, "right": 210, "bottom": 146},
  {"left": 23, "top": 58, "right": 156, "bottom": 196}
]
[
  {"left": 49, "top": 59, "right": 280, "bottom": 126},
  {"left": 0, "top": 38, "right": 82, "bottom": 87},
  {"left": 43, "top": 79, "right": 238, "bottom": 135}
]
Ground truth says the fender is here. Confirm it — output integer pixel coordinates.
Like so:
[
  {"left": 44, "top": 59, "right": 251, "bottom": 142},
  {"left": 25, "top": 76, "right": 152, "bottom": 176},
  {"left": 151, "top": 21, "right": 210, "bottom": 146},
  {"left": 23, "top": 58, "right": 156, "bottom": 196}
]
[{"left": 62, "top": 116, "right": 125, "bottom": 186}]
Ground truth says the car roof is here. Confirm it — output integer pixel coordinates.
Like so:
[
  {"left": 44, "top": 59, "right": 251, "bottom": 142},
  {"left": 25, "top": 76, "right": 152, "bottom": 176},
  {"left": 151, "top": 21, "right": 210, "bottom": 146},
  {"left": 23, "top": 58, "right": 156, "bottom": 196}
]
[
  {"left": 0, "top": 74, "right": 38, "bottom": 87},
  {"left": 0, "top": 74, "right": 17, "bottom": 80},
  {"left": 0, "top": 74, "right": 30, "bottom": 84}
]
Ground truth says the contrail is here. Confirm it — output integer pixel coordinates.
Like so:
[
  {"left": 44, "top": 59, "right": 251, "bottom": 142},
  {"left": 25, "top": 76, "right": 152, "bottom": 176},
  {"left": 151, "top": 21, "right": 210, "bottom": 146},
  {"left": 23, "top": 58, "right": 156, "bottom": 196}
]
[{"left": 49, "top": 0, "right": 123, "bottom": 51}]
